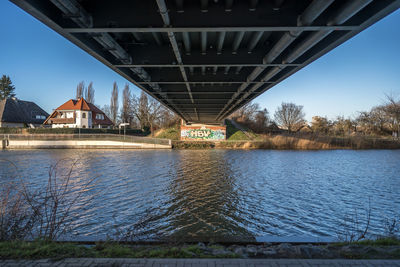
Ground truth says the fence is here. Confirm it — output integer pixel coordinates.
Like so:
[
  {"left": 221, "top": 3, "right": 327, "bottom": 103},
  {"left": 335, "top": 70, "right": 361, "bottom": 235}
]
[
  {"left": 3, "top": 134, "right": 171, "bottom": 146},
  {"left": 0, "top": 127, "right": 147, "bottom": 135}
]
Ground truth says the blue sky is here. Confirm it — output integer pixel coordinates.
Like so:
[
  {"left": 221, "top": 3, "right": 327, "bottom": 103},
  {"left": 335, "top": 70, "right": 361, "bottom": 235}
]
[{"left": 0, "top": 1, "right": 399, "bottom": 121}]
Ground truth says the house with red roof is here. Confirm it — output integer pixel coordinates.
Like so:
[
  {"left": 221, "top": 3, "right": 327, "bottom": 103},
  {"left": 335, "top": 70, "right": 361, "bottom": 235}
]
[{"left": 44, "top": 98, "right": 113, "bottom": 128}]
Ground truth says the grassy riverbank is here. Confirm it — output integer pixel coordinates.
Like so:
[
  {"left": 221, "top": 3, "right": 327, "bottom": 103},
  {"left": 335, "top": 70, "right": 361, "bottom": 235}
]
[
  {"left": 0, "top": 241, "right": 238, "bottom": 259},
  {"left": 1, "top": 238, "right": 400, "bottom": 260},
  {"left": 155, "top": 122, "right": 400, "bottom": 149},
  {"left": 2, "top": 123, "right": 399, "bottom": 150},
  {"left": 172, "top": 135, "right": 400, "bottom": 150},
  {"left": 217, "top": 134, "right": 400, "bottom": 150}
]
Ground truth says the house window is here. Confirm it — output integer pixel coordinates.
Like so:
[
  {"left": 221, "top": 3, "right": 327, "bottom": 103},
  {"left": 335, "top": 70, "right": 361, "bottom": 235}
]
[
  {"left": 33, "top": 114, "right": 46, "bottom": 120},
  {"left": 82, "top": 113, "right": 86, "bottom": 119},
  {"left": 96, "top": 113, "right": 105, "bottom": 120}
]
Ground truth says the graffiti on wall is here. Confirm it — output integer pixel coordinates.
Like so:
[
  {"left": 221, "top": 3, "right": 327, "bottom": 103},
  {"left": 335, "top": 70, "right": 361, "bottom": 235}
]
[{"left": 181, "top": 125, "right": 226, "bottom": 140}]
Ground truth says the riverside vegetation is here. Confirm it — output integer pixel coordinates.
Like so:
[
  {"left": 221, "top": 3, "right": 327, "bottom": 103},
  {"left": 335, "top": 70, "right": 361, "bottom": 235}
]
[
  {"left": 152, "top": 94, "right": 400, "bottom": 149},
  {"left": 2, "top": 123, "right": 399, "bottom": 150},
  {"left": 1, "top": 239, "right": 400, "bottom": 260},
  {"left": 2, "top": 75, "right": 400, "bottom": 142},
  {"left": 2, "top": 75, "right": 399, "bottom": 150},
  {"left": 155, "top": 121, "right": 400, "bottom": 150},
  {"left": 0, "top": 159, "right": 399, "bottom": 260}
]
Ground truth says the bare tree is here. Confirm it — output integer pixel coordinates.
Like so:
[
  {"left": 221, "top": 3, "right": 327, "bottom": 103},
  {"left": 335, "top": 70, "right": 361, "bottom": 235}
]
[
  {"left": 102, "top": 105, "right": 112, "bottom": 120},
  {"left": 132, "top": 91, "right": 149, "bottom": 130},
  {"left": 274, "top": 102, "right": 305, "bottom": 132},
  {"left": 159, "top": 108, "right": 180, "bottom": 128},
  {"left": 356, "top": 111, "right": 373, "bottom": 135},
  {"left": 356, "top": 106, "right": 389, "bottom": 135},
  {"left": 76, "top": 81, "right": 85, "bottom": 99},
  {"left": 228, "top": 102, "right": 273, "bottom": 133},
  {"left": 370, "top": 106, "right": 389, "bottom": 134},
  {"left": 85, "top": 82, "right": 95, "bottom": 103},
  {"left": 231, "top": 102, "right": 260, "bottom": 123},
  {"left": 311, "top": 116, "right": 331, "bottom": 134},
  {"left": 333, "top": 116, "right": 356, "bottom": 136},
  {"left": 132, "top": 91, "right": 163, "bottom": 135},
  {"left": 383, "top": 94, "right": 400, "bottom": 137},
  {"left": 146, "top": 98, "right": 163, "bottom": 136},
  {"left": 253, "top": 108, "right": 270, "bottom": 133},
  {"left": 110, "top": 82, "right": 119, "bottom": 125},
  {"left": 121, "top": 84, "right": 132, "bottom": 124}
]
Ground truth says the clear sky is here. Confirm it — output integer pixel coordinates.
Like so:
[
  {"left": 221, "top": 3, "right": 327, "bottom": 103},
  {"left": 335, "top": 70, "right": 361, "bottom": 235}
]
[{"left": 0, "top": 1, "right": 399, "bottom": 121}]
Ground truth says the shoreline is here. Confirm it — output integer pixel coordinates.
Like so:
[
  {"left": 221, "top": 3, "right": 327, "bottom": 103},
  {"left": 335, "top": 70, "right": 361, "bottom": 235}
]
[
  {"left": 172, "top": 135, "right": 400, "bottom": 150},
  {"left": 1, "top": 238, "right": 399, "bottom": 260},
  {"left": 1, "top": 133, "right": 399, "bottom": 150},
  {"left": 1, "top": 133, "right": 172, "bottom": 149}
]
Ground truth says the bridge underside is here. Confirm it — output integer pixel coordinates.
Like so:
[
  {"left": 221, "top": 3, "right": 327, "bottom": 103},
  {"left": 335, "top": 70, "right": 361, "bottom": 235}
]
[{"left": 11, "top": 0, "right": 400, "bottom": 123}]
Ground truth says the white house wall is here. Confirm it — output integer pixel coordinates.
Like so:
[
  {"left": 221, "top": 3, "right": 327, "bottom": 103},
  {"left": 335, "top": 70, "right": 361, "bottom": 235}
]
[
  {"left": 75, "top": 110, "right": 91, "bottom": 128},
  {"left": 51, "top": 110, "right": 93, "bottom": 128}
]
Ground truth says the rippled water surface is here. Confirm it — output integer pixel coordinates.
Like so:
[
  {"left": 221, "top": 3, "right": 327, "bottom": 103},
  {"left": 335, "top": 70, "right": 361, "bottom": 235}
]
[{"left": 1, "top": 149, "right": 399, "bottom": 241}]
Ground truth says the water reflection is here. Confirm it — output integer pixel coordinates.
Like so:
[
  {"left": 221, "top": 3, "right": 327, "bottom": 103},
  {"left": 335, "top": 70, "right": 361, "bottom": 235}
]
[
  {"left": 0, "top": 149, "right": 400, "bottom": 241},
  {"left": 167, "top": 150, "right": 254, "bottom": 241}
]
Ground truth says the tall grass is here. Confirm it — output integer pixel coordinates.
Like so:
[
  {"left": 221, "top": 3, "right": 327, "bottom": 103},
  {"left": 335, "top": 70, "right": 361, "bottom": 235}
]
[{"left": 218, "top": 134, "right": 400, "bottom": 150}]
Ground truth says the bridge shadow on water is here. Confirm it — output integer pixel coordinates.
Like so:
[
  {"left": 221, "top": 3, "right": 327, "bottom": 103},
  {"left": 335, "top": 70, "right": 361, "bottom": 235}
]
[{"left": 164, "top": 150, "right": 256, "bottom": 243}]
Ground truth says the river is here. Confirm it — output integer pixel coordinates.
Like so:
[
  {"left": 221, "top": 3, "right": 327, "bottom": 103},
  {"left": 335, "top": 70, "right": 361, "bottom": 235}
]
[{"left": 1, "top": 149, "right": 399, "bottom": 242}]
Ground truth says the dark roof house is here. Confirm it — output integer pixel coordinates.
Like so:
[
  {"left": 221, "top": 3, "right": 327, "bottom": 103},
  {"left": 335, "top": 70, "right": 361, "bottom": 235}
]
[{"left": 0, "top": 97, "right": 49, "bottom": 127}]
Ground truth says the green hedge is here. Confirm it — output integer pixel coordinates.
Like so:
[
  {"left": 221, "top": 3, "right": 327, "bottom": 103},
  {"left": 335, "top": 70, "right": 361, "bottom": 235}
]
[
  {"left": 27, "top": 128, "right": 148, "bottom": 136},
  {"left": 0, "top": 127, "right": 148, "bottom": 136},
  {"left": 0, "top": 128, "right": 22, "bottom": 134},
  {"left": 172, "top": 141, "right": 215, "bottom": 149}
]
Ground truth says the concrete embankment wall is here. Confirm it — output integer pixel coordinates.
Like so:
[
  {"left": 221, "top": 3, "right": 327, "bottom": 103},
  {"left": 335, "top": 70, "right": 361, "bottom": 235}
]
[{"left": 3, "top": 139, "right": 171, "bottom": 149}]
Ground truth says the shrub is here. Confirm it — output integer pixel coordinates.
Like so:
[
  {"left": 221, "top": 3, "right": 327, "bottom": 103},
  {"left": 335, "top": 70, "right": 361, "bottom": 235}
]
[
  {"left": 0, "top": 159, "right": 97, "bottom": 241},
  {"left": 0, "top": 180, "right": 36, "bottom": 241},
  {"left": 22, "top": 159, "right": 97, "bottom": 240},
  {"left": 156, "top": 126, "right": 180, "bottom": 140},
  {"left": 172, "top": 141, "right": 215, "bottom": 149}
]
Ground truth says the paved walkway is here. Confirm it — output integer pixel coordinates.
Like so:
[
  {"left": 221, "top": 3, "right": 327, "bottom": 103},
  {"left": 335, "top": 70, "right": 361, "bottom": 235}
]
[{"left": 1, "top": 258, "right": 400, "bottom": 267}]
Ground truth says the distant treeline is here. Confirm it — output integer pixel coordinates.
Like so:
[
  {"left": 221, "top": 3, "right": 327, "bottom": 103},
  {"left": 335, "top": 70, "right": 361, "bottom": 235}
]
[{"left": 230, "top": 94, "right": 400, "bottom": 137}]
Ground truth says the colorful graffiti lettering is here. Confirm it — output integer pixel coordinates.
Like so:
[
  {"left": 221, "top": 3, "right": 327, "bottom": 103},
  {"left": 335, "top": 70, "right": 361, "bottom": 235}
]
[{"left": 181, "top": 129, "right": 225, "bottom": 140}]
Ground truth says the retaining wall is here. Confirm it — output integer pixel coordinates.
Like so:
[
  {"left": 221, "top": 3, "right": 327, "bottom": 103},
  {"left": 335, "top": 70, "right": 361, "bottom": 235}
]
[{"left": 3, "top": 139, "right": 171, "bottom": 149}]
